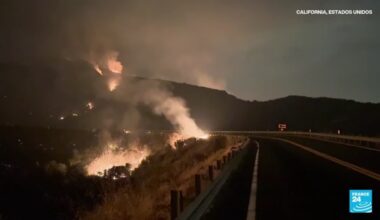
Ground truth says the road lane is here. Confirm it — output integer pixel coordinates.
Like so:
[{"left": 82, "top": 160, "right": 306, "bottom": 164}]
[
  {"left": 255, "top": 138, "right": 380, "bottom": 220},
  {"left": 282, "top": 136, "right": 380, "bottom": 174},
  {"left": 200, "top": 140, "right": 257, "bottom": 220},
  {"left": 272, "top": 137, "right": 380, "bottom": 181}
]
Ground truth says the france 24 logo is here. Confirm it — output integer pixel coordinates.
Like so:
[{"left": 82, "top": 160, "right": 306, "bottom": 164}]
[{"left": 350, "top": 189, "right": 372, "bottom": 213}]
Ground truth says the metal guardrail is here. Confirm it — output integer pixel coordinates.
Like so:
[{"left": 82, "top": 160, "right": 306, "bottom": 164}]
[
  {"left": 172, "top": 131, "right": 379, "bottom": 219},
  {"left": 176, "top": 140, "right": 250, "bottom": 220},
  {"left": 211, "top": 131, "right": 380, "bottom": 149}
]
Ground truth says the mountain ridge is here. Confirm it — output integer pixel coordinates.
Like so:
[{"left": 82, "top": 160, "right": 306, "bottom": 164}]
[{"left": 0, "top": 61, "right": 379, "bottom": 136}]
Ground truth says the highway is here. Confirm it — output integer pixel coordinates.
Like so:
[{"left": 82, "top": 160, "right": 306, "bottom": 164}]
[
  {"left": 198, "top": 136, "right": 380, "bottom": 220},
  {"left": 255, "top": 137, "right": 380, "bottom": 219}
]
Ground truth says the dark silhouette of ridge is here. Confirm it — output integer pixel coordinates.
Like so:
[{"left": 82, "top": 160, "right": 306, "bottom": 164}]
[{"left": 0, "top": 61, "right": 379, "bottom": 136}]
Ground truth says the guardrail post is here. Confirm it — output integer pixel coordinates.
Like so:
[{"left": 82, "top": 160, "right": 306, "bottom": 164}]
[
  {"left": 208, "top": 165, "right": 214, "bottom": 181},
  {"left": 170, "top": 190, "right": 179, "bottom": 220},
  {"left": 195, "top": 174, "right": 202, "bottom": 196},
  {"left": 179, "top": 190, "right": 184, "bottom": 212},
  {"left": 216, "top": 160, "right": 222, "bottom": 170}
]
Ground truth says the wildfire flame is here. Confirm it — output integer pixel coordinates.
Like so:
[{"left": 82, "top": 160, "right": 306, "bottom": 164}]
[
  {"left": 167, "top": 132, "right": 210, "bottom": 149},
  {"left": 87, "top": 50, "right": 211, "bottom": 148},
  {"left": 199, "top": 134, "right": 210, "bottom": 140},
  {"left": 94, "top": 64, "right": 103, "bottom": 75},
  {"left": 106, "top": 51, "right": 123, "bottom": 74},
  {"left": 167, "top": 132, "right": 184, "bottom": 149},
  {"left": 89, "top": 50, "right": 124, "bottom": 92},
  {"left": 86, "top": 102, "right": 94, "bottom": 110},
  {"left": 106, "top": 51, "right": 123, "bottom": 91},
  {"left": 86, "top": 143, "right": 150, "bottom": 176},
  {"left": 108, "top": 78, "right": 120, "bottom": 92}
]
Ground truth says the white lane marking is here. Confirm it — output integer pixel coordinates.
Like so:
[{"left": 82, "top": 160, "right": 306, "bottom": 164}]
[
  {"left": 272, "top": 137, "right": 380, "bottom": 182},
  {"left": 246, "top": 141, "right": 260, "bottom": 220}
]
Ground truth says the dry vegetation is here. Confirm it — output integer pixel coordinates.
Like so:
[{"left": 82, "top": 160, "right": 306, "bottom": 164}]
[
  {"left": 0, "top": 127, "right": 246, "bottom": 220},
  {"left": 82, "top": 135, "right": 246, "bottom": 220}
]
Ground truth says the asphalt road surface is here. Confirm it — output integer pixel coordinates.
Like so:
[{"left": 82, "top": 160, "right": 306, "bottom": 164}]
[
  {"left": 200, "top": 137, "right": 380, "bottom": 220},
  {"left": 255, "top": 137, "right": 380, "bottom": 220},
  {"left": 279, "top": 136, "right": 380, "bottom": 174}
]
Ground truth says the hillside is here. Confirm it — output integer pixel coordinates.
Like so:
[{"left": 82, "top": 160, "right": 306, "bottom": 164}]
[{"left": 0, "top": 61, "right": 379, "bottom": 136}]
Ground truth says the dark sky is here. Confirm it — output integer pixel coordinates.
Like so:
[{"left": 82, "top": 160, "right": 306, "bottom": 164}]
[{"left": 0, "top": 0, "right": 379, "bottom": 102}]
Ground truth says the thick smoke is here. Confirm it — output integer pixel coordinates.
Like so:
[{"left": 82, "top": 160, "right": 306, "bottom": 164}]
[
  {"left": 1, "top": 0, "right": 379, "bottom": 101},
  {"left": 0, "top": 0, "right": 242, "bottom": 90},
  {"left": 138, "top": 82, "right": 207, "bottom": 138},
  {"left": 86, "top": 48, "right": 207, "bottom": 137}
]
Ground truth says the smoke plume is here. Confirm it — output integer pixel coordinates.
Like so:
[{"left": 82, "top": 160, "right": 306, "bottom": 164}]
[
  {"left": 139, "top": 82, "right": 207, "bottom": 138},
  {"left": 84, "top": 48, "right": 208, "bottom": 141}
]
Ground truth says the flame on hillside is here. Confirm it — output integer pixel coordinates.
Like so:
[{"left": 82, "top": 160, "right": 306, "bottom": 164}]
[
  {"left": 167, "top": 132, "right": 183, "bottom": 149},
  {"left": 108, "top": 78, "right": 120, "bottom": 92},
  {"left": 87, "top": 50, "right": 209, "bottom": 145},
  {"left": 199, "top": 134, "right": 210, "bottom": 140},
  {"left": 94, "top": 64, "right": 103, "bottom": 75},
  {"left": 89, "top": 50, "right": 124, "bottom": 92},
  {"left": 167, "top": 132, "right": 210, "bottom": 149},
  {"left": 86, "top": 102, "right": 94, "bottom": 110},
  {"left": 106, "top": 51, "right": 123, "bottom": 74},
  {"left": 86, "top": 142, "right": 150, "bottom": 176}
]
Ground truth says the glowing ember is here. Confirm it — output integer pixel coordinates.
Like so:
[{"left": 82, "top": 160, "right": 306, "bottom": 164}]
[
  {"left": 199, "top": 134, "right": 210, "bottom": 140},
  {"left": 59, "top": 116, "right": 65, "bottom": 120},
  {"left": 123, "top": 129, "right": 131, "bottom": 134},
  {"left": 93, "top": 64, "right": 103, "bottom": 75},
  {"left": 88, "top": 50, "right": 124, "bottom": 92},
  {"left": 86, "top": 143, "right": 150, "bottom": 176},
  {"left": 107, "top": 142, "right": 119, "bottom": 150},
  {"left": 167, "top": 132, "right": 209, "bottom": 149},
  {"left": 107, "top": 59, "right": 123, "bottom": 74},
  {"left": 167, "top": 132, "right": 184, "bottom": 149},
  {"left": 72, "top": 113, "right": 79, "bottom": 117},
  {"left": 106, "top": 51, "right": 123, "bottom": 74},
  {"left": 108, "top": 78, "right": 120, "bottom": 91},
  {"left": 86, "top": 102, "right": 94, "bottom": 110}
]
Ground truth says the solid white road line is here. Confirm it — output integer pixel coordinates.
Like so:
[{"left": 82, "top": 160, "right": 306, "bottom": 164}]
[{"left": 246, "top": 141, "right": 260, "bottom": 220}]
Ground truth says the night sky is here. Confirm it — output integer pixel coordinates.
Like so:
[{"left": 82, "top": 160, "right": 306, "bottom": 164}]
[{"left": 0, "top": 0, "right": 379, "bottom": 102}]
